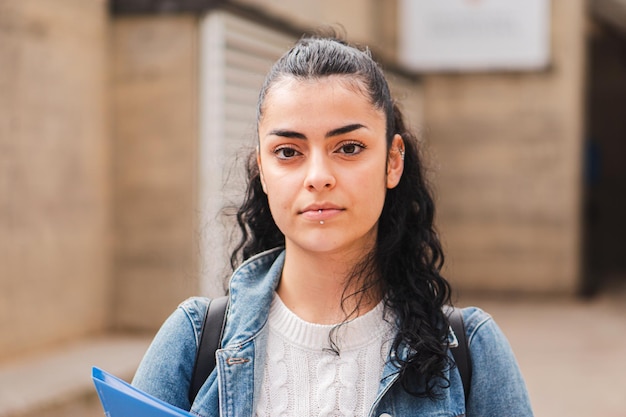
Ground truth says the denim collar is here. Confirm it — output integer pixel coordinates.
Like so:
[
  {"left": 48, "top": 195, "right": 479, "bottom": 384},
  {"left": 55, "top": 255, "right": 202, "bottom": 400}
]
[{"left": 221, "top": 247, "right": 285, "bottom": 346}]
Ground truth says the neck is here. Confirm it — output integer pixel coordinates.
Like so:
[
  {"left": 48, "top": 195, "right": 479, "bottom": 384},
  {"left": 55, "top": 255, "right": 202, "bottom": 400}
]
[{"left": 277, "top": 244, "right": 380, "bottom": 324}]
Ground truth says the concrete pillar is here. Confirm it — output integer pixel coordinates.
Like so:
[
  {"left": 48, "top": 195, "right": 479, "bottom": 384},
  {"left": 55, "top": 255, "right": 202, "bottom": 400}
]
[{"left": 110, "top": 15, "right": 200, "bottom": 330}]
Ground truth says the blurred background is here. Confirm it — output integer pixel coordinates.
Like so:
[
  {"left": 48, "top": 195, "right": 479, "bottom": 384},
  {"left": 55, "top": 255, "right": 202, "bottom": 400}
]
[{"left": 0, "top": 0, "right": 625, "bottom": 416}]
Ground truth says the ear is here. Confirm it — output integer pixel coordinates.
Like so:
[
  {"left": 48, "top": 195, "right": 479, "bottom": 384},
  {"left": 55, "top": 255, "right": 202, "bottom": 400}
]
[
  {"left": 386, "top": 134, "right": 404, "bottom": 189},
  {"left": 256, "top": 148, "right": 268, "bottom": 194}
]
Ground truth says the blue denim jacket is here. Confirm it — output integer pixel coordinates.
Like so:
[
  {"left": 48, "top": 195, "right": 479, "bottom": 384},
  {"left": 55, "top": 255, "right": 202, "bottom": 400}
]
[{"left": 133, "top": 247, "right": 533, "bottom": 417}]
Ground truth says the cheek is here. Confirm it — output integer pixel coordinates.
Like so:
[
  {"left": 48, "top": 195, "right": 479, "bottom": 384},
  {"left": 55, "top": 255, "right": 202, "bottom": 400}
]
[
  {"left": 360, "top": 159, "right": 388, "bottom": 191},
  {"left": 366, "top": 185, "right": 388, "bottom": 217},
  {"left": 263, "top": 175, "right": 293, "bottom": 215},
  {"left": 350, "top": 164, "right": 388, "bottom": 212}
]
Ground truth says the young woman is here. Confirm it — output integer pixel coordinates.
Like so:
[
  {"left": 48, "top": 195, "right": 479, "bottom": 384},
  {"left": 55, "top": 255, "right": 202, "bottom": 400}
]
[{"left": 132, "top": 36, "right": 533, "bottom": 417}]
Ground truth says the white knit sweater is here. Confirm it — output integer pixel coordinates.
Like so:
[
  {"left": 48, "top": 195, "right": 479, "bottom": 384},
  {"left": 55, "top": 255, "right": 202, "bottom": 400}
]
[{"left": 254, "top": 294, "right": 394, "bottom": 417}]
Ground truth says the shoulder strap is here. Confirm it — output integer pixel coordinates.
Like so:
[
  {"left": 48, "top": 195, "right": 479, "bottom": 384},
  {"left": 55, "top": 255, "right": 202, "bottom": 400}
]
[
  {"left": 448, "top": 306, "right": 472, "bottom": 402},
  {"left": 188, "top": 295, "right": 229, "bottom": 405}
]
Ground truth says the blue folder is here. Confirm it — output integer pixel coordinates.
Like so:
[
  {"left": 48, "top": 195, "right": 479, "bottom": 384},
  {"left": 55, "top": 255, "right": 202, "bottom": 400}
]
[{"left": 92, "top": 367, "right": 193, "bottom": 417}]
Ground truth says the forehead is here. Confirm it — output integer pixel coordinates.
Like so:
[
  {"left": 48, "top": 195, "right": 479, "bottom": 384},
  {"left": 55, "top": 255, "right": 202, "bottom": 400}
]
[
  {"left": 259, "top": 76, "right": 384, "bottom": 126},
  {"left": 262, "top": 75, "right": 374, "bottom": 109}
]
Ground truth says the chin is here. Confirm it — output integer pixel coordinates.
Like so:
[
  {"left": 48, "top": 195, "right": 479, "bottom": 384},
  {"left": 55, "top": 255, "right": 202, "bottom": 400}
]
[{"left": 290, "top": 232, "right": 375, "bottom": 257}]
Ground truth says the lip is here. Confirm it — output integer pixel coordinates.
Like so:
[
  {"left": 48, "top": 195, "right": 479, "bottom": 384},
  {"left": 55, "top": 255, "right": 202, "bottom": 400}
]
[{"left": 299, "top": 203, "right": 344, "bottom": 221}]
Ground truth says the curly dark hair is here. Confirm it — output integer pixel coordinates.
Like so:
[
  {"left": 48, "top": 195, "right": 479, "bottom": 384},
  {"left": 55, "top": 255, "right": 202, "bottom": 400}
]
[{"left": 231, "top": 36, "right": 453, "bottom": 399}]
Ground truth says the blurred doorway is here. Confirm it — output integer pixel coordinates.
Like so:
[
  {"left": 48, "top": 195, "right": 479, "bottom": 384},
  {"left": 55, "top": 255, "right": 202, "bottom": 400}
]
[{"left": 583, "top": 18, "right": 626, "bottom": 294}]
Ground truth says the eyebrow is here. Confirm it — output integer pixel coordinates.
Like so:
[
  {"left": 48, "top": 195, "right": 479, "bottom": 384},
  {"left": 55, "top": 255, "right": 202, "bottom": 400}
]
[{"left": 266, "top": 123, "right": 366, "bottom": 140}]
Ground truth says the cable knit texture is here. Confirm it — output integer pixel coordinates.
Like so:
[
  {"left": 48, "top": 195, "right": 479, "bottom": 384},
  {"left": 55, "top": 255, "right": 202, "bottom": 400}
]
[{"left": 255, "top": 294, "right": 394, "bottom": 417}]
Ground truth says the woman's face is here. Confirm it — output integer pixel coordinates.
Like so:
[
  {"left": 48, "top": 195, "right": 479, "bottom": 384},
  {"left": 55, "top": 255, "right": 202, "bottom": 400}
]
[{"left": 257, "top": 76, "right": 404, "bottom": 258}]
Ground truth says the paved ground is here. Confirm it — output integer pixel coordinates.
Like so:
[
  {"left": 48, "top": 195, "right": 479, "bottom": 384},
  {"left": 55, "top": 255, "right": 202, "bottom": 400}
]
[
  {"left": 459, "top": 286, "right": 626, "bottom": 417},
  {"left": 0, "top": 335, "right": 151, "bottom": 417}
]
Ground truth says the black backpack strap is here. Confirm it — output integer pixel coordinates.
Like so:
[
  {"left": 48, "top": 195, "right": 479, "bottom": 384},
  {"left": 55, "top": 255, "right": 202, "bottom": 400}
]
[
  {"left": 188, "top": 295, "right": 229, "bottom": 405},
  {"left": 448, "top": 306, "right": 472, "bottom": 402}
]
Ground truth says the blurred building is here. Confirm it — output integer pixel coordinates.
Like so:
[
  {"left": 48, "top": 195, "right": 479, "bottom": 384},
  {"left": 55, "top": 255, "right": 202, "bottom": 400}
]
[{"left": 0, "top": 0, "right": 624, "bottom": 415}]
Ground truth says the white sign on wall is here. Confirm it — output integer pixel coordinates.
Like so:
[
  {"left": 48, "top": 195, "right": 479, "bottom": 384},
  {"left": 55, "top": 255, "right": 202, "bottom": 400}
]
[{"left": 398, "top": 0, "right": 551, "bottom": 72}]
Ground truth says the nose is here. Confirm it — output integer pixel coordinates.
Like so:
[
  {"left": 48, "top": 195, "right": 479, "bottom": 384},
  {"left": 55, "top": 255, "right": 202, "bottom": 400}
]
[{"left": 304, "top": 152, "right": 336, "bottom": 191}]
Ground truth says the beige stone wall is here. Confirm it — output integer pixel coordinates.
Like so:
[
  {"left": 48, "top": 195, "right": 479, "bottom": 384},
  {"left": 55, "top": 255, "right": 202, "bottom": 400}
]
[
  {"left": 0, "top": 0, "right": 110, "bottom": 360},
  {"left": 110, "top": 16, "right": 200, "bottom": 330},
  {"left": 231, "top": 0, "right": 397, "bottom": 53},
  {"left": 424, "top": 0, "right": 587, "bottom": 294}
]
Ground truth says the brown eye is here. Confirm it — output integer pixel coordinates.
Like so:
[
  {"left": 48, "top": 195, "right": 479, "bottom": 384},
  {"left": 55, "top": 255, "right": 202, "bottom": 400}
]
[
  {"left": 337, "top": 142, "right": 365, "bottom": 155},
  {"left": 275, "top": 146, "right": 300, "bottom": 159}
]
